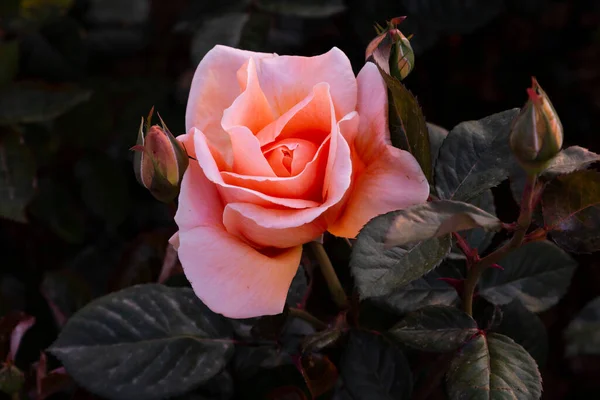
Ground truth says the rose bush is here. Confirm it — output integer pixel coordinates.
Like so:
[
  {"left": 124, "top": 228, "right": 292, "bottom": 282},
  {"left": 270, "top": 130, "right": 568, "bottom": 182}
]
[{"left": 171, "top": 45, "right": 429, "bottom": 318}]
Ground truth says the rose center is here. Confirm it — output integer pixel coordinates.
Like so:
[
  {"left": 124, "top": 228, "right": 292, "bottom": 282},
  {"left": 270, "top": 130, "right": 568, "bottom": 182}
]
[{"left": 263, "top": 139, "right": 318, "bottom": 177}]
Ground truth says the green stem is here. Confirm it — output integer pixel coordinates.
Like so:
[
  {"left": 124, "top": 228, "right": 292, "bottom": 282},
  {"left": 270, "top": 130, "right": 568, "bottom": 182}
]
[
  {"left": 308, "top": 241, "right": 349, "bottom": 310},
  {"left": 289, "top": 307, "right": 328, "bottom": 330},
  {"left": 463, "top": 174, "right": 538, "bottom": 316}
]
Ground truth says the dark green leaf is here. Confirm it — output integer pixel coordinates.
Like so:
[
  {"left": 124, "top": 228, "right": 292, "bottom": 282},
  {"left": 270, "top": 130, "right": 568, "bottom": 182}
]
[
  {"left": 0, "top": 83, "right": 91, "bottom": 125},
  {"left": 0, "top": 41, "right": 19, "bottom": 87},
  {"left": 446, "top": 332, "right": 542, "bottom": 400},
  {"left": 238, "top": 12, "right": 271, "bottom": 52},
  {"left": 381, "top": 70, "right": 432, "bottom": 182},
  {"left": 384, "top": 200, "right": 501, "bottom": 248},
  {"left": 29, "top": 179, "right": 86, "bottom": 243},
  {"left": 49, "top": 284, "right": 234, "bottom": 400},
  {"left": 435, "top": 109, "right": 519, "bottom": 201},
  {"left": 428, "top": 122, "right": 448, "bottom": 171},
  {"left": 375, "top": 264, "right": 461, "bottom": 315},
  {"left": 389, "top": 305, "right": 478, "bottom": 352},
  {"left": 190, "top": 13, "right": 250, "bottom": 65},
  {"left": 76, "top": 155, "right": 131, "bottom": 229},
  {"left": 494, "top": 300, "right": 548, "bottom": 367},
  {"left": 0, "top": 130, "right": 36, "bottom": 223},
  {"left": 510, "top": 146, "right": 600, "bottom": 204},
  {"left": 256, "top": 0, "right": 345, "bottom": 17},
  {"left": 301, "top": 329, "right": 343, "bottom": 354},
  {"left": 341, "top": 331, "right": 412, "bottom": 400},
  {"left": 451, "top": 189, "right": 497, "bottom": 258},
  {"left": 542, "top": 170, "right": 600, "bottom": 253},
  {"left": 479, "top": 240, "right": 577, "bottom": 312},
  {"left": 564, "top": 296, "right": 600, "bottom": 356},
  {"left": 233, "top": 345, "right": 291, "bottom": 381},
  {"left": 41, "top": 269, "right": 92, "bottom": 327},
  {"left": 351, "top": 210, "right": 451, "bottom": 298}
]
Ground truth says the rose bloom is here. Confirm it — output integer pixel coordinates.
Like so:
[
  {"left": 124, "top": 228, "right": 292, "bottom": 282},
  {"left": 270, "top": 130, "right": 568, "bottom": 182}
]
[{"left": 171, "top": 45, "right": 429, "bottom": 318}]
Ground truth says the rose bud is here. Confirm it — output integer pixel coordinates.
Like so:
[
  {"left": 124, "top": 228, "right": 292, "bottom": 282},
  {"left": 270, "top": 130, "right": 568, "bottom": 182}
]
[
  {"left": 131, "top": 112, "right": 189, "bottom": 203},
  {"left": 365, "top": 16, "right": 414, "bottom": 80},
  {"left": 509, "top": 77, "right": 564, "bottom": 173}
]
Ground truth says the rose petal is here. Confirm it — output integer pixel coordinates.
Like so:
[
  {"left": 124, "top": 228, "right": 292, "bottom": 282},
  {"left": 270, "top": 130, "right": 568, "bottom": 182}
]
[
  {"left": 193, "top": 127, "right": 320, "bottom": 209},
  {"left": 256, "top": 47, "right": 357, "bottom": 125},
  {"left": 223, "top": 203, "right": 326, "bottom": 248},
  {"left": 327, "top": 62, "right": 429, "bottom": 238},
  {"left": 178, "top": 226, "right": 302, "bottom": 318},
  {"left": 186, "top": 45, "right": 275, "bottom": 168},
  {"left": 222, "top": 99, "right": 354, "bottom": 247}
]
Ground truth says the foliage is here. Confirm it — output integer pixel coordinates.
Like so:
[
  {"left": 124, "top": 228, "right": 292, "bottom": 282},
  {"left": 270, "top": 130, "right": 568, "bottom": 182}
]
[{"left": 0, "top": 0, "right": 598, "bottom": 399}]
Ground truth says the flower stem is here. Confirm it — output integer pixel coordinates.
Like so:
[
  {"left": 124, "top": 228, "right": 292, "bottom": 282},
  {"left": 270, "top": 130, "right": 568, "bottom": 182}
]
[
  {"left": 462, "top": 173, "right": 538, "bottom": 316},
  {"left": 308, "top": 241, "right": 349, "bottom": 310},
  {"left": 289, "top": 307, "right": 328, "bottom": 330}
]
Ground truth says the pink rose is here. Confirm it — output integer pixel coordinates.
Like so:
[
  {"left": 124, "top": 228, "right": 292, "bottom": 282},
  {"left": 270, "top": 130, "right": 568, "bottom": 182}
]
[{"left": 172, "top": 45, "right": 429, "bottom": 318}]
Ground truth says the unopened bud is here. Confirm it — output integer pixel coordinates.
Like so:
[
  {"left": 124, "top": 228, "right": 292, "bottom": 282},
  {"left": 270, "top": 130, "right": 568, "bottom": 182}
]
[
  {"left": 509, "top": 77, "right": 563, "bottom": 173},
  {"left": 131, "top": 109, "right": 189, "bottom": 203},
  {"left": 366, "top": 16, "right": 414, "bottom": 80}
]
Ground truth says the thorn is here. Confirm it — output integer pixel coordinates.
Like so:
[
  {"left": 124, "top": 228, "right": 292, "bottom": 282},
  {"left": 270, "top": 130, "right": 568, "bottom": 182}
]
[
  {"left": 130, "top": 145, "right": 145, "bottom": 152},
  {"left": 490, "top": 263, "right": 504, "bottom": 270}
]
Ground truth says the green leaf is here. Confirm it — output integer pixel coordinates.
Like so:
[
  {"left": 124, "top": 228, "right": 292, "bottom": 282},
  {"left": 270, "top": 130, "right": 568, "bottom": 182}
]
[
  {"left": 510, "top": 146, "right": 600, "bottom": 204},
  {"left": 375, "top": 264, "right": 461, "bottom": 315},
  {"left": 40, "top": 269, "right": 92, "bottom": 327},
  {"left": 29, "top": 179, "right": 86, "bottom": 243},
  {"left": 384, "top": 200, "right": 501, "bottom": 248},
  {"left": 190, "top": 13, "right": 250, "bottom": 65},
  {"left": 564, "top": 296, "right": 600, "bottom": 356},
  {"left": 493, "top": 300, "right": 548, "bottom": 367},
  {"left": 446, "top": 332, "right": 542, "bottom": 400},
  {"left": 0, "top": 83, "right": 91, "bottom": 125},
  {"left": 541, "top": 170, "right": 600, "bottom": 253},
  {"left": 256, "top": 0, "right": 345, "bottom": 18},
  {"left": 389, "top": 305, "right": 478, "bottom": 352},
  {"left": 0, "top": 130, "right": 36, "bottom": 223},
  {"left": 381, "top": 69, "right": 432, "bottom": 182},
  {"left": 0, "top": 41, "right": 19, "bottom": 87},
  {"left": 340, "top": 331, "right": 412, "bottom": 400},
  {"left": 351, "top": 210, "right": 451, "bottom": 298},
  {"left": 76, "top": 154, "right": 131, "bottom": 229},
  {"left": 451, "top": 189, "right": 497, "bottom": 258},
  {"left": 479, "top": 241, "right": 577, "bottom": 312},
  {"left": 428, "top": 122, "right": 448, "bottom": 171},
  {"left": 435, "top": 109, "right": 519, "bottom": 201},
  {"left": 49, "top": 284, "right": 234, "bottom": 400}
]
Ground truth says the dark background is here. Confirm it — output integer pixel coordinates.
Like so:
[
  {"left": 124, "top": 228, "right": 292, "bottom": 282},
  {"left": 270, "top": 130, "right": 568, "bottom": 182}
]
[{"left": 0, "top": 0, "right": 599, "bottom": 399}]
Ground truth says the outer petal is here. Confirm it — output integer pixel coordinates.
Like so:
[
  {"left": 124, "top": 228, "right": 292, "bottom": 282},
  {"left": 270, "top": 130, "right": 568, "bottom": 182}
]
[
  {"left": 328, "top": 62, "right": 429, "bottom": 238},
  {"left": 174, "top": 159, "right": 301, "bottom": 318},
  {"left": 256, "top": 47, "right": 357, "bottom": 122},
  {"left": 185, "top": 45, "right": 275, "bottom": 167}
]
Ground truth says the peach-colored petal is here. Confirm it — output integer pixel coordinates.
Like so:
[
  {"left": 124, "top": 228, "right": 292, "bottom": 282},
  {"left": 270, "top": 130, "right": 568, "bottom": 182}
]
[
  {"left": 185, "top": 45, "right": 275, "bottom": 168},
  {"left": 256, "top": 82, "right": 335, "bottom": 147},
  {"left": 174, "top": 156, "right": 303, "bottom": 318},
  {"left": 226, "top": 125, "right": 277, "bottom": 177},
  {"left": 263, "top": 139, "right": 318, "bottom": 176},
  {"left": 328, "top": 147, "right": 429, "bottom": 238},
  {"left": 223, "top": 203, "right": 325, "bottom": 248},
  {"left": 192, "top": 127, "right": 320, "bottom": 209},
  {"left": 327, "top": 62, "right": 429, "bottom": 238},
  {"left": 222, "top": 137, "right": 329, "bottom": 201},
  {"left": 174, "top": 159, "right": 223, "bottom": 232},
  {"left": 178, "top": 226, "right": 302, "bottom": 318},
  {"left": 256, "top": 47, "right": 357, "bottom": 123}
]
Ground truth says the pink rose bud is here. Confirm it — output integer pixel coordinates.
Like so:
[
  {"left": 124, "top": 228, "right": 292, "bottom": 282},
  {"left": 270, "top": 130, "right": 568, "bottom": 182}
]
[
  {"left": 509, "top": 77, "right": 564, "bottom": 173},
  {"left": 132, "top": 110, "right": 189, "bottom": 203},
  {"left": 365, "top": 16, "right": 414, "bottom": 80}
]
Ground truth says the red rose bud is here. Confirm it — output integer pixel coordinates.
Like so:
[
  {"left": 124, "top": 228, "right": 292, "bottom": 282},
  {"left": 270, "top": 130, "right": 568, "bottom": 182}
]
[
  {"left": 365, "top": 16, "right": 414, "bottom": 80},
  {"left": 509, "top": 77, "right": 564, "bottom": 173},
  {"left": 131, "top": 111, "right": 189, "bottom": 203}
]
